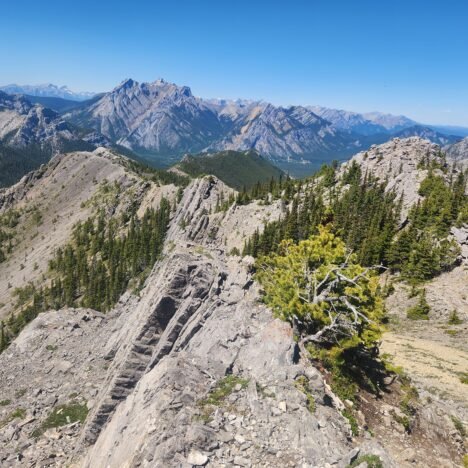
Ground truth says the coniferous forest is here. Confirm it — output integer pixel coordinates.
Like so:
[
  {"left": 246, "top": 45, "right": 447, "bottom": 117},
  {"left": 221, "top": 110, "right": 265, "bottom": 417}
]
[
  {"left": 243, "top": 161, "right": 467, "bottom": 281},
  {"left": 0, "top": 199, "right": 170, "bottom": 351}
]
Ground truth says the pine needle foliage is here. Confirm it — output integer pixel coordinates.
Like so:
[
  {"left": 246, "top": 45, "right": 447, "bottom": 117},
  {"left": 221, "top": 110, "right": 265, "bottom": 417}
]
[{"left": 256, "top": 226, "right": 385, "bottom": 353}]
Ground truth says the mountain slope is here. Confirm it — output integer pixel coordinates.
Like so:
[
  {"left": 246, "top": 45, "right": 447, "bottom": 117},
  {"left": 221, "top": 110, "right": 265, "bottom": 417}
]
[
  {"left": 177, "top": 149, "right": 284, "bottom": 189},
  {"left": 445, "top": 137, "right": 468, "bottom": 165},
  {"left": 0, "top": 141, "right": 466, "bottom": 466},
  {"left": 208, "top": 103, "right": 363, "bottom": 172},
  {"left": 22, "top": 95, "right": 93, "bottom": 113}
]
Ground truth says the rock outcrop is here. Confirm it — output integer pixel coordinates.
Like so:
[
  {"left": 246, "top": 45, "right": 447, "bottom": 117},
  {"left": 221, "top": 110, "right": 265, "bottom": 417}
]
[{"left": 339, "top": 137, "right": 452, "bottom": 217}]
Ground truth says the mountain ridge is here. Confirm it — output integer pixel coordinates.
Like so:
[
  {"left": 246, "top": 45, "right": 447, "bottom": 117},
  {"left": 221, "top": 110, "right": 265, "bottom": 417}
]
[
  {"left": 0, "top": 83, "right": 96, "bottom": 101},
  {"left": 64, "top": 78, "right": 464, "bottom": 175}
]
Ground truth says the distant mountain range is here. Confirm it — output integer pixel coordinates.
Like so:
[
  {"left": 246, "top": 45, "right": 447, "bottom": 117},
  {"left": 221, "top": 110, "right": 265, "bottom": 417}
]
[
  {"left": 63, "top": 78, "right": 464, "bottom": 174},
  {"left": 0, "top": 78, "right": 467, "bottom": 183},
  {"left": 0, "top": 84, "right": 96, "bottom": 102},
  {"left": 308, "top": 106, "right": 417, "bottom": 135}
]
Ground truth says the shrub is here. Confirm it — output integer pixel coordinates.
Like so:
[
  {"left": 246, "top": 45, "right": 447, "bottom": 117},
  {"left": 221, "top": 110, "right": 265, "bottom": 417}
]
[
  {"left": 294, "top": 376, "right": 316, "bottom": 413},
  {"left": 195, "top": 375, "right": 249, "bottom": 423},
  {"left": 448, "top": 310, "right": 463, "bottom": 325},
  {"left": 407, "top": 290, "right": 430, "bottom": 320},
  {"left": 348, "top": 454, "right": 383, "bottom": 468}
]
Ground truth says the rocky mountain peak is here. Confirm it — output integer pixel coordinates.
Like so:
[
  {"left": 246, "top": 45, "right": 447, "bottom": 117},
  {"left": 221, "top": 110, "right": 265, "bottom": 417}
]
[
  {"left": 340, "top": 137, "right": 448, "bottom": 216},
  {"left": 113, "top": 78, "right": 138, "bottom": 92}
]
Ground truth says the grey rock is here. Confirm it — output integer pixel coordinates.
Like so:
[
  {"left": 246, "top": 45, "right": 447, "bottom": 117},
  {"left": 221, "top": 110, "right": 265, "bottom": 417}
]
[{"left": 186, "top": 450, "right": 208, "bottom": 466}]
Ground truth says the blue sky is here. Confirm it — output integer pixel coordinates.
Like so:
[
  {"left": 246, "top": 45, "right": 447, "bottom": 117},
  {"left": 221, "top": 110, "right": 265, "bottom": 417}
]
[{"left": 2, "top": 0, "right": 468, "bottom": 125}]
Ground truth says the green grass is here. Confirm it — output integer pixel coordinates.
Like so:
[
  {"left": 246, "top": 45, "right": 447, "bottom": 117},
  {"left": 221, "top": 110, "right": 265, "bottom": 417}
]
[
  {"left": 0, "top": 399, "right": 11, "bottom": 406},
  {"left": 200, "top": 375, "right": 249, "bottom": 406},
  {"left": 448, "top": 310, "right": 463, "bottom": 325},
  {"left": 348, "top": 454, "right": 383, "bottom": 468},
  {"left": 32, "top": 402, "right": 88, "bottom": 437},
  {"left": 294, "top": 376, "right": 316, "bottom": 413},
  {"left": 342, "top": 409, "right": 359, "bottom": 436},
  {"left": 407, "top": 303, "right": 430, "bottom": 320},
  {"left": 451, "top": 416, "right": 466, "bottom": 437},
  {"left": 0, "top": 407, "right": 26, "bottom": 428},
  {"left": 195, "top": 375, "right": 249, "bottom": 423}
]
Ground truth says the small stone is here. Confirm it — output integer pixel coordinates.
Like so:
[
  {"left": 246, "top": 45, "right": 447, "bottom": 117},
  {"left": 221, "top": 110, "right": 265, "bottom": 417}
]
[
  {"left": 218, "top": 431, "right": 234, "bottom": 443},
  {"left": 271, "top": 407, "right": 282, "bottom": 417},
  {"left": 235, "top": 434, "right": 246, "bottom": 444},
  {"left": 347, "top": 447, "right": 360, "bottom": 464},
  {"left": 45, "top": 429, "right": 61, "bottom": 440},
  {"left": 278, "top": 401, "right": 287, "bottom": 412},
  {"left": 187, "top": 450, "right": 208, "bottom": 466},
  {"left": 233, "top": 455, "right": 250, "bottom": 466}
]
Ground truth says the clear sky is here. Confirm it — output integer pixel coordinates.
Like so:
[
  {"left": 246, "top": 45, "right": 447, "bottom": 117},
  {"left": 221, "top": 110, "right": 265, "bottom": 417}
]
[{"left": 2, "top": 0, "right": 468, "bottom": 126}]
